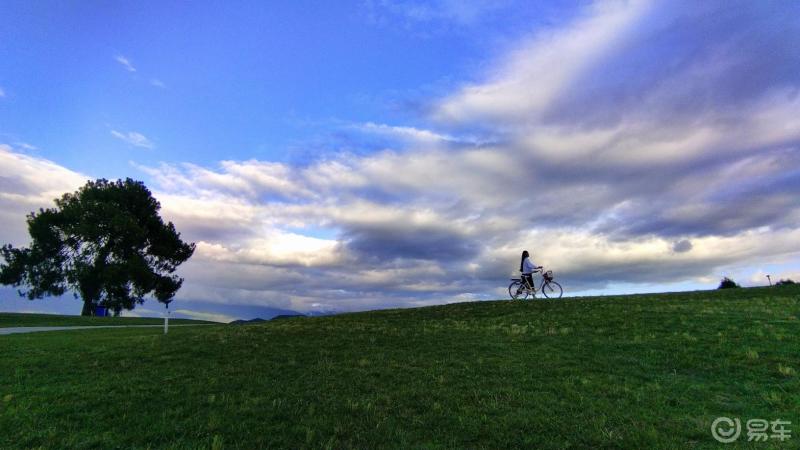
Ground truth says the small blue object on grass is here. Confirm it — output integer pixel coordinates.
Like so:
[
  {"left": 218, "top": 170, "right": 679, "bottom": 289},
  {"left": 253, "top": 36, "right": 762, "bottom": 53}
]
[{"left": 94, "top": 306, "right": 108, "bottom": 317}]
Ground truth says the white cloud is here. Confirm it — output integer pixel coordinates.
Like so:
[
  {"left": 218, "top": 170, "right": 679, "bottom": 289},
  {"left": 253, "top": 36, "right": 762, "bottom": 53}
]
[
  {"left": 0, "top": 87, "right": 5, "bottom": 98},
  {"left": 357, "top": 122, "right": 455, "bottom": 144},
  {"left": 0, "top": 144, "right": 88, "bottom": 245},
  {"left": 13, "top": 142, "right": 37, "bottom": 151},
  {"left": 114, "top": 55, "right": 137, "bottom": 72},
  {"left": 0, "top": 144, "right": 88, "bottom": 199},
  {"left": 111, "top": 130, "right": 154, "bottom": 149},
  {"left": 434, "top": 0, "right": 652, "bottom": 123},
  {"left": 134, "top": 160, "right": 312, "bottom": 199},
  {"left": 518, "top": 90, "right": 800, "bottom": 167},
  {"left": 150, "top": 78, "right": 166, "bottom": 88},
  {"left": 194, "top": 230, "right": 344, "bottom": 267}
]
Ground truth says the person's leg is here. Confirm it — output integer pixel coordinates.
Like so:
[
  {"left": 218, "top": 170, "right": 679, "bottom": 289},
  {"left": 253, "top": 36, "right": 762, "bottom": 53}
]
[
  {"left": 516, "top": 275, "right": 529, "bottom": 294},
  {"left": 523, "top": 274, "right": 533, "bottom": 290}
]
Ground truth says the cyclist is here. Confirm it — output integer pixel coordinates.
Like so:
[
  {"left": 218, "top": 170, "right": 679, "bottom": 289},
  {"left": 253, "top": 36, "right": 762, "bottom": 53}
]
[{"left": 519, "top": 250, "right": 542, "bottom": 292}]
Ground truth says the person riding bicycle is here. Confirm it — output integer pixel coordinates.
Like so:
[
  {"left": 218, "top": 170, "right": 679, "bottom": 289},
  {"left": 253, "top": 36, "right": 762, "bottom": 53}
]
[{"left": 519, "top": 250, "right": 542, "bottom": 291}]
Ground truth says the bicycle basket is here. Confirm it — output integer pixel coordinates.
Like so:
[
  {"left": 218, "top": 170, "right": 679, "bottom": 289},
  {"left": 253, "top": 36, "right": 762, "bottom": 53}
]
[{"left": 544, "top": 270, "right": 554, "bottom": 281}]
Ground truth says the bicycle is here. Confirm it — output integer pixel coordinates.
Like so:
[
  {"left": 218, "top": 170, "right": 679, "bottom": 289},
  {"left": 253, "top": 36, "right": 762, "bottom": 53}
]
[{"left": 508, "top": 269, "right": 563, "bottom": 299}]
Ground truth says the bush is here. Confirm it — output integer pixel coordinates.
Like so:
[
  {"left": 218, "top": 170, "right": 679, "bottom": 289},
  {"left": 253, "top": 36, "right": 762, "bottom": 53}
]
[
  {"left": 775, "top": 279, "right": 796, "bottom": 286},
  {"left": 718, "top": 277, "right": 740, "bottom": 289}
]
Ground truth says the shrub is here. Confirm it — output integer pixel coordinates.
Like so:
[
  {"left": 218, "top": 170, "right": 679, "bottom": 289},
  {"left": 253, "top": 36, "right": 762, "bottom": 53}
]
[{"left": 718, "top": 277, "right": 740, "bottom": 289}]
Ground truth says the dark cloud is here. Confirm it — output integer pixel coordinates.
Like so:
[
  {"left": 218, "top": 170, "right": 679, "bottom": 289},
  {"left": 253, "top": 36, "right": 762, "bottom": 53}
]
[
  {"left": 594, "top": 147, "right": 800, "bottom": 238},
  {"left": 554, "top": 256, "right": 729, "bottom": 292},
  {"left": 543, "top": 1, "right": 800, "bottom": 128},
  {"left": 672, "top": 240, "right": 693, "bottom": 253},
  {"left": 342, "top": 223, "right": 479, "bottom": 261}
]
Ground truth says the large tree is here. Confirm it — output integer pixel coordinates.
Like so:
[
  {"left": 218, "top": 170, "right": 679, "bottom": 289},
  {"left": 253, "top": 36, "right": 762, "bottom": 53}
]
[{"left": 0, "top": 178, "right": 195, "bottom": 316}]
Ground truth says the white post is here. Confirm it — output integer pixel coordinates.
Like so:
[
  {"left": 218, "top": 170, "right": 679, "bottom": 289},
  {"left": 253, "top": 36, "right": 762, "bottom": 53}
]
[{"left": 164, "top": 303, "right": 169, "bottom": 334}]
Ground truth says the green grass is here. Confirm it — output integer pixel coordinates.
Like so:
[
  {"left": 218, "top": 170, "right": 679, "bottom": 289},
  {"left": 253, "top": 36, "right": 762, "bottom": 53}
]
[
  {"left": 1, "top": 286, "right": 799, "bottom": 449},
  {"left": 0, "top": 312, "right": 216, "bottom": 327}
]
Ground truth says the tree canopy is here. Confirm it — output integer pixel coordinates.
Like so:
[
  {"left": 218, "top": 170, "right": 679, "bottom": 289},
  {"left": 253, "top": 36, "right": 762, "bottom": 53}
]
[
  {"left": 0, "top": 178, "right": 195, "bottom": 316},
  {"left": 717, "top": 276, "right": 740, "bottom": 289}
]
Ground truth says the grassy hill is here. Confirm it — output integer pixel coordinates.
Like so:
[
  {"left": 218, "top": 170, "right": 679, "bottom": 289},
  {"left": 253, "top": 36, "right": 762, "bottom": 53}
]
[
  {"left": 1, "top": 286, "right": 798, "bottom": 449},
  {"left": 0, "top": 312, "right": 217, "bottom": 327}
]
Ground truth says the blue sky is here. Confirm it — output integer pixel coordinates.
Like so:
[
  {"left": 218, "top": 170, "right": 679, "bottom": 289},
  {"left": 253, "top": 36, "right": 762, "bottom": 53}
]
[
  {"left": 1, "top": 1, "right": 578, "bottom": 173},
  {"left": 2, "top": 1, "right": 800, "bottom": 322}
]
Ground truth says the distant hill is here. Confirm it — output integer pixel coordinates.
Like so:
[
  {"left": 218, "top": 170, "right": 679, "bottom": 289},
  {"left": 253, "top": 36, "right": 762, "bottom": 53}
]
[
  {"left": 229, "top": 314, "right": 305, "bottom": 324},
  {"left": 229, "top": 318, "right": 269, "bottom": 325},
  {"left": 270, "top": 314, "right": 305, "bottom": 320}
]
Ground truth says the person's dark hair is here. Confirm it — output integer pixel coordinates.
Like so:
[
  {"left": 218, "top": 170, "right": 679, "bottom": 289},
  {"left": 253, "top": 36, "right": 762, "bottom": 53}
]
[{"left": 519, "top": 250, "right": 529, "bottom": 272}]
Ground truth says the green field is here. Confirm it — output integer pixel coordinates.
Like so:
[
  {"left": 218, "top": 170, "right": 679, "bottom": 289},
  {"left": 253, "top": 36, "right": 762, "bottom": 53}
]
[
  {"left": 1, "top": 286, "right": 799, "bottom": 449},
  {"left": 0, "top": 312, "right": 216, "bottom": 327}
]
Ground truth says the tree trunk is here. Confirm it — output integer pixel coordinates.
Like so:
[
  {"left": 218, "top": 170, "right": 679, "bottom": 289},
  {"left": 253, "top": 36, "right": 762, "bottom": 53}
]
[{"left": 81, "top": 299, "right": 94, "bottom": 316}]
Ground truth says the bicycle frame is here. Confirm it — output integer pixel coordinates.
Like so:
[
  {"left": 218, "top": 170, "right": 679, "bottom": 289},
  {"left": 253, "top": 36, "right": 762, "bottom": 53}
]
[{"left": 520, "top": 271, "right": 545, "bottom": 293}]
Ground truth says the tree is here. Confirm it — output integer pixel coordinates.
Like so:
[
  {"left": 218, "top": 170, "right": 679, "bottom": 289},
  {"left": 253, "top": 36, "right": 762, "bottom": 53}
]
[
  {"left": 717, "top": 276, "right": 740, "bottom": 289},
  {"left": 0, "top": 178, "right": 195, "bottom": 316},
  {"left": 775, "top": 279, "right": 796, "bottom": 286}
]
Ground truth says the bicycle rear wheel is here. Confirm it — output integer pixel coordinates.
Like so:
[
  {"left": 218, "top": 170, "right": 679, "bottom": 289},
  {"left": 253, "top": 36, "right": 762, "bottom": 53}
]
[
  {"left": 542, "top": 281, "right": 563, "bottom": 299},
  {"left": 508, "top": 281, "right": 529, "bottom": 300}
]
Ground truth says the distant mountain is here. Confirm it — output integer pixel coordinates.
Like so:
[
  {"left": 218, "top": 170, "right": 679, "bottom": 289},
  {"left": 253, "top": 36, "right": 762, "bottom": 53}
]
[
  {"left": 229, "top": 314, "right": 307, "bottom": 324},
  {"left": 229, "top": 318, "right": 269, "bottom": 325},
  {"left": 223, "top": 306, "right": 339, "bottom": 324},
  {"left": 270, "top": 314, "right": 305, "bottom": 320}
]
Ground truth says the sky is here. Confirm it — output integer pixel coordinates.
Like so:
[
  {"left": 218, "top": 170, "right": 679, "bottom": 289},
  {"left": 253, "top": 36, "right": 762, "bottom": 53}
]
[{"left": 1, "top": 0, "right": 799, "bottom": 322}]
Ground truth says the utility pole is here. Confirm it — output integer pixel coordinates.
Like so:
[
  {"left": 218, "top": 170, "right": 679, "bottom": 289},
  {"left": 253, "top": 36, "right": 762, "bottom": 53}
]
[{"left": 766, "top": 275, "right": 772, "bottom": 286}]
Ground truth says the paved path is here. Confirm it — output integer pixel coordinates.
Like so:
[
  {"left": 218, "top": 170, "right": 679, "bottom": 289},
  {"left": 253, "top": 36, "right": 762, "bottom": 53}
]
[{"left": 0, "top": 324, "right": 214, "bottom": 336}]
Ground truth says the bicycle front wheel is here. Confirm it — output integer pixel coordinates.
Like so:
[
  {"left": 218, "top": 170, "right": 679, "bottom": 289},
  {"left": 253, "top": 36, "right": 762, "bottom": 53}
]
[
  {"left": 542, "top": 281, "right": 563, "bottom": 299},
  {"left": 508, "top": 281, "right": 529, "bottom": 300}
]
